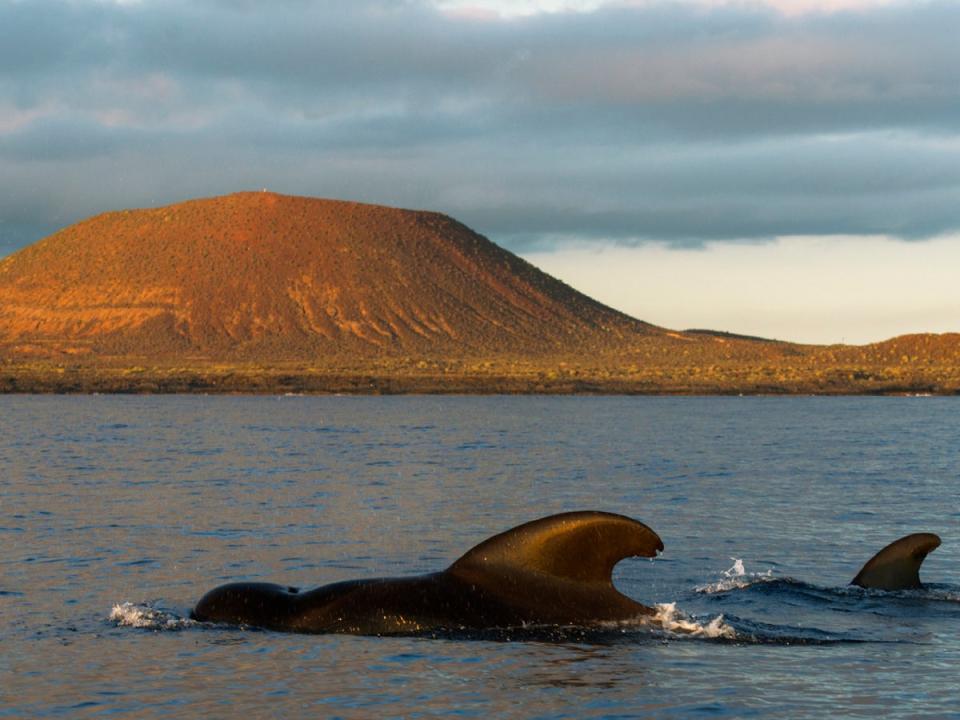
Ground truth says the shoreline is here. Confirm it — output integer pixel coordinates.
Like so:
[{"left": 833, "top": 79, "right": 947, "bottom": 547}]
[{"left": 2, "top": 361, "right": 956, "bottom": 395}]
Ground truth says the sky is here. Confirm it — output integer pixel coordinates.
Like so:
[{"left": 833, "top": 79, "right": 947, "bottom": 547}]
[{"left": 1, "top": 0, "right": 958, "bottom": 344}]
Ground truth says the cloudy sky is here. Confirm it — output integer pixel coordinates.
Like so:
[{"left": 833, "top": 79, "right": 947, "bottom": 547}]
[{"left": 2, "top": 0, "right": 958, "bottom": 343}]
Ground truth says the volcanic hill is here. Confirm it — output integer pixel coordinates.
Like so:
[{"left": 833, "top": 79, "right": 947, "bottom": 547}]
[
  {"left": 0, "top": 191, "right": 666, "bottom": 361},
  {"left": 1, "top": 191, "right": 957, "bottom": 394}
]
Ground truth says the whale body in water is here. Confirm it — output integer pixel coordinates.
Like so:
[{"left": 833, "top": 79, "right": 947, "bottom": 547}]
[
  {"left": 851, "top": 532, "right": 941, "bottom": 590},
  {"left": 191, "top": 511, "right": 663, "bottom": 635},
  {"left": 191, "top": 514, "right": 944, "bottom": 634}
]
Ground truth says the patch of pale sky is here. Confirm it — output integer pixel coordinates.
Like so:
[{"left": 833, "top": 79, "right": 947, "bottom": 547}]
[
  {"left": 435, "top": 0, "right": 898, "bottom": 18},
  {"left": 522, "top": 235, "right": 960, "bottom": 345}
]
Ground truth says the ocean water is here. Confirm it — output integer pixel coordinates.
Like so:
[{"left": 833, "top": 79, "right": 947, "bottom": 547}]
[{"left": 2, "top": 395, "right": 958, "bottom": 718}]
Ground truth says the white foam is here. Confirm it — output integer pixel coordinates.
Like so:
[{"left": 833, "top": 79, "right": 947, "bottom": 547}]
[
  {"left": 652, "top": 602, "right": 737, "bottom": 639},
  {"left": 696, "top": 558, "right": 774, "bottom": 594},
  {"left": 110, "top": 602, "right": 195, "bottom": 630}
]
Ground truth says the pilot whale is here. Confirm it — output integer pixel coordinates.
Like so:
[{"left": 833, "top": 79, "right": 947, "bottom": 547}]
[
  {"left": 851, "top": 532, "right": 941, "bottom": 590},
  {"left": 191, "top": 511, "right": 664, "bottom": 635}
]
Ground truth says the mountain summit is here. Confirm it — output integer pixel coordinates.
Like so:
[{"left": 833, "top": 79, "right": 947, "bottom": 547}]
[{"left": 0, "top": 192, "right": 661, "bottom": 360}]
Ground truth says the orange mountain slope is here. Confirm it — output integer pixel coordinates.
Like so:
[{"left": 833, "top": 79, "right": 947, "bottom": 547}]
[{"left": 0, "top": 191, "right": 669, "bottom": 361}]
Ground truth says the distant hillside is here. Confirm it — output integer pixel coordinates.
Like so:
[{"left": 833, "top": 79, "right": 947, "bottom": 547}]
[
  {"left": 0, "top": 192, "right": 663, "bottom": 361},
  {"left": 1, "top": 192, "right": 956, "bottom": 394}
]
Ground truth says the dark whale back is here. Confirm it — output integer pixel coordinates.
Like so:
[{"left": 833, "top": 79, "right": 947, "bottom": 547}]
[
  {"left": 851, "top": 532, "right": 941, "bottom": 590},
  {"left": 191, "top": 511, "right": 664, "bottom": 634}
]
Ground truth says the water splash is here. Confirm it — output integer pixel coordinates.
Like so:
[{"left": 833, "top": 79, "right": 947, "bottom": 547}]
[
  {"left": 726, "top": 558, "right": 745, "bottom": 577},
  {"left": 651, "top": 603, "right": 736, "bottom": 639},
  {"left": 696, "top": 558, "right": 775, "bottom": 594},
  {"left": 110, "top": 602, "right": 196, "bottom": 630}
]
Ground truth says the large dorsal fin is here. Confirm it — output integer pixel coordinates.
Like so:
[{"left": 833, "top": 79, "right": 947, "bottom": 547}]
[
  {"left": 850, "top": 533, "right": 941, "bottom": 590},
  {"left": 447, "top": 511, "right": 663, "bottom": 586}
]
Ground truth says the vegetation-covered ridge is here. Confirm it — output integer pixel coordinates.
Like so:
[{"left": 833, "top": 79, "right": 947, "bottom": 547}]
[{"left": 3, "top": 334, "right": 959, "bottom": 395}]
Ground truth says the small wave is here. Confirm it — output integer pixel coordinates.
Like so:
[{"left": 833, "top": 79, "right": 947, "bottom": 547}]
[
  {"left": 696, "top": 558, "right": 776, "bottom": 594},
  {"left": 844, "top": 584, "right": 960, "bottom": 608},
  {"left": 721, "top": 616, "right": 871, "bottom": 645},
  {"left": 908, "top": 587, "right": 960, "bottom": 603},
  {"left": 110, "top": 602, "right": 196, "bottom": 631},
  {"left": 701, "top": 564, "right": 960, "bottom": 606}
]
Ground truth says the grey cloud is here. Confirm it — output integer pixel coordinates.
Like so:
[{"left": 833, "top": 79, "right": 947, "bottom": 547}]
[
  {"left": 0, "top": 118, "right": 143, "bottom": 161},
  {"left": 1, "top": 0, "right": 959, "bottom": 255},
  {"left": 6, "top": 0, "right": 958, "bottom": 132}
]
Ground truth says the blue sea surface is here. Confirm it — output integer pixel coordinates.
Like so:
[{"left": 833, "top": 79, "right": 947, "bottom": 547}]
[{"left": 2, "top": 396, "right": 958, "bottom": 718}]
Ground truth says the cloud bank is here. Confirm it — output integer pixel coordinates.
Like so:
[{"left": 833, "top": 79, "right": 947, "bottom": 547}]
[{"left": 1, "top": 0, "right": 959, "bottom": 257}]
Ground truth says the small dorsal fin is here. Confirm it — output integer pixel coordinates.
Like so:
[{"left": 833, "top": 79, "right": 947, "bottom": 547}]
[
  {"left": 447, "top": 511, "right": 663, "bottom": 586},
  {"left": 851, "top": 533, "right": 941, "bottom": 590}
]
